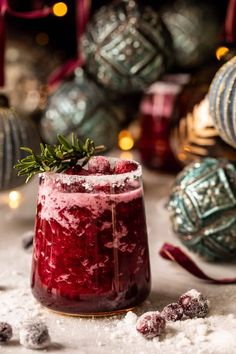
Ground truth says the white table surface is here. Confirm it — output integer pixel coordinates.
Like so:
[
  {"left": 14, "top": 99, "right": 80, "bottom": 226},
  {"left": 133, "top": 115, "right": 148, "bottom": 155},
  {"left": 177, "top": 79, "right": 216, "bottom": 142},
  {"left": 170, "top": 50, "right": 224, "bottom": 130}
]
[{"left": 0, "top": 164, "right": 236, "bottom": 354}]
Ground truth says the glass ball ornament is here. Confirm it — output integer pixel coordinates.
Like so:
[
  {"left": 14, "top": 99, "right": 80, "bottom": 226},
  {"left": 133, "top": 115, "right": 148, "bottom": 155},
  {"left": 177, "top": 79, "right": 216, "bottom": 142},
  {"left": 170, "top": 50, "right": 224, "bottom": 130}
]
[
  {"left": 209, "top": 56, "right": 236, "bottom": 148},
  {"left": 168, "top": 158, "right": 236, "bottom": 261},
  {"left": 82, "top": 0, "right": 173, "bottom": 94},
  {"left": 0, "top": 94, "right": 40, "bottom": 191},
  {"left": 160, "top": 0, "right": 221, "bottom": 69},
  {"left": 40, "top": 68, "right": 125, "bottom": 150}
]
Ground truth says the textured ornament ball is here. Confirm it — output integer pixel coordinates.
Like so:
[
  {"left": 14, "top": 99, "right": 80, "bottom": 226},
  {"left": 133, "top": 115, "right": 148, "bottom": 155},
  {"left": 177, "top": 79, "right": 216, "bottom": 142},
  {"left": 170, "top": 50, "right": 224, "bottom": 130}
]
[
  {"left": 168, "top": 158, "right": 236, "bottom": 261},
  {"left": 161, "top": 0, "right": 221, "bottom": 69},
  {"left": 40, "top": 69, "right": 124, "bottom": 150},
  {"left": 19, "top": 319, "right": 51, "bottom": 350},
  {"left": 209, "top": 56, "right": 236, "bottom": 148},
  {"left": 136, "top": 311, "right": 166, "bottom": 339},
  {"left": 0, "top": 322, "right": 13, "bottom": 343},
  {"left": 82, "top": 0, "right": 172, "bottom": 93},
  {"left": 0, "top": 95, "right": 40, "bottom": 191}
]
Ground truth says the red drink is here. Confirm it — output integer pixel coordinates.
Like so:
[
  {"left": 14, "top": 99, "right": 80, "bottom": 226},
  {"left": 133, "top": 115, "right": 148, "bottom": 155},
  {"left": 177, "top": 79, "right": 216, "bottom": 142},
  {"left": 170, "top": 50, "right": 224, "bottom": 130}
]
[
  {"left": 139, "top": 77, "right": 189, "bottom": 172},
  {"left": 31, "top": 158, "right": 151, "bottom": 315}
]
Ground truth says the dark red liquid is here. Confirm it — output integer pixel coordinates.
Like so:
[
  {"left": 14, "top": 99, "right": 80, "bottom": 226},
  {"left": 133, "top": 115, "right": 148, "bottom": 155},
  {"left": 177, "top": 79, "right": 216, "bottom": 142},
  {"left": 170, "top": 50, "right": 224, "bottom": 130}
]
[
  {"left": 31, "top": 174, "right": 151, "bottom": 315},
  {"left": 138, "top": 84, "right": 181, "bottom": 173}
]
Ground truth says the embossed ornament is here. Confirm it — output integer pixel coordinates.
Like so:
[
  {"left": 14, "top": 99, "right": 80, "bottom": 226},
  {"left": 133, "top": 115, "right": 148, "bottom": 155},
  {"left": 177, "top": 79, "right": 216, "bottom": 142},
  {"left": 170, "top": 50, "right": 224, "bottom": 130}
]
[
  {"left": 40, "top": 69, "right": 124, "bottom": 150},
  {"left": 209, "top": 56, "right": 236, "bottom": 148},
  {"left": 82, "top": 0, "right": 172, "bottom": 93},
  {"left": 161, "top": 0, "right": 221, "bottom": 69},
  {"left": 168, "top": 158, "right": 236, "bottom": 261}
]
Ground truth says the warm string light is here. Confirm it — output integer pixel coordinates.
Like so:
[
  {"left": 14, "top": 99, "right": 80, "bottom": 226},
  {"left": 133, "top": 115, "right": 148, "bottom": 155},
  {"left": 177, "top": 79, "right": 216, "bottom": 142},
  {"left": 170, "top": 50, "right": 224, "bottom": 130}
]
[
  {"left": 118, "top": 130, "right": 134, "bottom": 151},
  {"left": 8, "top": 191, "right": 22, "bottom": 209},
  {"left": 216, "top": 46, "right": 229, "bottom": 60},
  {"left": 52, "top": 2, "right": 68, "bottom": 17}
]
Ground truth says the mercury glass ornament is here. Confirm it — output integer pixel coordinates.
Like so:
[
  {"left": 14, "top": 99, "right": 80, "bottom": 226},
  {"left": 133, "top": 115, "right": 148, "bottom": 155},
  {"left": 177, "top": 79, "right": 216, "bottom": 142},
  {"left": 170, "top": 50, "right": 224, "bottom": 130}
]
[
  {"left": 168, "top": 158, "right": 236, "bottom": 261},
  {"left": 40, "top": 68, "right": 124, "bottom": 150},
  {"left": 0, "top": 95, "right": 40, "bottom": 191},
  {"left": 209, "top": 56, "right": 236, "bottom": 148},
  {"left": 161, "top": 0, "right": 221, "bottom": 69},
  {"left": 171, "top": 96, "right": 236, "bottom": 166},
  {"left": 82, "top": 0, "right": 172, "bottom": 94}
]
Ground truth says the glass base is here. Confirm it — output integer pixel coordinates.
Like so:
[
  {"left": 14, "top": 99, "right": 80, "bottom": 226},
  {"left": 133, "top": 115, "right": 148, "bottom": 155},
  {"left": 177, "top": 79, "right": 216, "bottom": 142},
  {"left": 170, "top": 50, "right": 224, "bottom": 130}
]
[{"left": 42, "top": 305, "right": 136, "bottom": 318}]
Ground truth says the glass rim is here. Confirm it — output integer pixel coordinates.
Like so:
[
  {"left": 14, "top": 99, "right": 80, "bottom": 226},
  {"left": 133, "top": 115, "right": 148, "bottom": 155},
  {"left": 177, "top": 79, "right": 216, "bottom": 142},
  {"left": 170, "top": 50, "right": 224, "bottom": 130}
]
[{"left": 39, "top": 157, "right": 142, "bottom": 184}]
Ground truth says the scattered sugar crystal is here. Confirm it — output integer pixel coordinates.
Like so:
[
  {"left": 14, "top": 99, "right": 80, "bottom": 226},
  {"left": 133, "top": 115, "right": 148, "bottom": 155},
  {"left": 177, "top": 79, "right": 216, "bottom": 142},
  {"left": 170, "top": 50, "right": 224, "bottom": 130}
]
[{"left": 124, "top": 311, "right": 138, "bottom": 325}]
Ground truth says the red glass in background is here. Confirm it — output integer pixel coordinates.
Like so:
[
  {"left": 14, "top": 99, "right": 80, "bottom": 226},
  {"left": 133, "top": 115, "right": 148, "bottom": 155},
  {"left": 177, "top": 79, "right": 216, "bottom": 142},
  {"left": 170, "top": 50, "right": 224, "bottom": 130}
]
[
  {"left": 138, "top": 76, "right": 189, "bottom": 173},
  {"left": 31, "top": 158, "right": 151, "bottom": 316}
]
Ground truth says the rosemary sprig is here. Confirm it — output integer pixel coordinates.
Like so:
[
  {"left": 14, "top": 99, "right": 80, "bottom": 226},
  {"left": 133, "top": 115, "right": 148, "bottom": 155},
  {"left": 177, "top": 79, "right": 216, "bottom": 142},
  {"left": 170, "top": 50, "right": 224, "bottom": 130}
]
[{"left": 14, "top": 134, "right": 105, "bottom": 182}]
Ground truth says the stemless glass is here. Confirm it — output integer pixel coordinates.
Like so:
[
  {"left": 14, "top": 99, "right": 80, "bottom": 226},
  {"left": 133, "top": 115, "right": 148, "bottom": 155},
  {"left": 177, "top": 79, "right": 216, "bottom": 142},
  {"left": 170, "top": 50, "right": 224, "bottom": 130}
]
[{"left": 31, "top": 158, "right": 151, "bottom": 316}]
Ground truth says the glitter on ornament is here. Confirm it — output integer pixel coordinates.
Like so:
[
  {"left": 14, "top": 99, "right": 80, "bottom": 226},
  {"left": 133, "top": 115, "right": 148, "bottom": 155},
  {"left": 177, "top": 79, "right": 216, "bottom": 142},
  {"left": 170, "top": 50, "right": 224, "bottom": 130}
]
[
  {"left": 161, "top": 0, "right": 221, "bottom": 69},
  {"left": 82, "top": 0, "right": 172, "bottom": 93},
  {"left": 40, "top": 69, "right": 124, "bottom": 151},
  {"left": 209, "top": 56, "right": 236, "bottom": 148},
  {"left": 167, "top": 158, "right": 236, "bottom": 261}
]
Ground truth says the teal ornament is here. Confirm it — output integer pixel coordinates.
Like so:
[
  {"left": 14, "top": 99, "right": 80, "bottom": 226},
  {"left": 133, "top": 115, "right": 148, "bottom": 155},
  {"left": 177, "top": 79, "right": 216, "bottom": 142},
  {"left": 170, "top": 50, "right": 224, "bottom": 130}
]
[
  {"left": 209, "top": 56, "right": 236, "bottom": 148},
  {"left": 161, "top": 0, "right": 221, "bottom": 69},
  {"left": 82, "top": 0, "right": 172, "bottom": 93},
  {"left": 168, "top": 158, "right": 236, "bottom": 261},
  {"left": 40, "top": 69, "right": 124, "bottom": 150}
]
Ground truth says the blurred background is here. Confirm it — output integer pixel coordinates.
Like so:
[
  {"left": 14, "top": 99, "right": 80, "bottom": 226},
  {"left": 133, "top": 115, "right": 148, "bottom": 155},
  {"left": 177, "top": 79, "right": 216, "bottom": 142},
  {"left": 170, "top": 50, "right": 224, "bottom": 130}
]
[{"left": 1, "top": 0, "right": 236, "bottom": 193}]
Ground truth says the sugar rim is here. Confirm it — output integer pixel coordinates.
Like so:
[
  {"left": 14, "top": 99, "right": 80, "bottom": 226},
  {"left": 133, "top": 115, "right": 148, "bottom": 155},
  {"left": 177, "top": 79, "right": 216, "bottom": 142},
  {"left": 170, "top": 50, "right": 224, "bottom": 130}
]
[{"left": 39, "top": 157, "right": 142, "bottom": 184}]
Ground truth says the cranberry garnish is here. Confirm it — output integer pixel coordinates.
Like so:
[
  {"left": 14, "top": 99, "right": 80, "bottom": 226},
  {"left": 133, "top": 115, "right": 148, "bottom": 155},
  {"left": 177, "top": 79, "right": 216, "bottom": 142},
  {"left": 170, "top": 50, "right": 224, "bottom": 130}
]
[
  {"left": 178, "top": 289, "right": 210, "bottom": 319},
  {"left": 161, "top": 302, "right": 184, "bottom": 322},
  {"left": 114, "top": 160, "right": 137, "bottom": 174},
  {"left": 136, "top": 311, "right": 166, "bottom": 339},
  {"left": 88, "top": 156, "right": 110, "bottom": 174}
]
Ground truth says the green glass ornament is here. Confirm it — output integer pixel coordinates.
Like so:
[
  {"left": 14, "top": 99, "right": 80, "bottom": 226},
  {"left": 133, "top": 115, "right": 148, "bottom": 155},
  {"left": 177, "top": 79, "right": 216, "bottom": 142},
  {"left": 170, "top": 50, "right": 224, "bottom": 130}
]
[
  {"left": 82, "top": 0, "right": 172, "bottom": 93},
  {"left": 40, "top": 69, "right": 125, "bottom": 150},
  {"left": 209, "top": 56, "right": 236, "bottom": 148},
  {"left": 161, "top": 0, "right": 221, "bottom": 69},
  {"left": 168, "top": 158, "right": 236, "bottom": 261},
  {"left": 0, "top": 95, "right": 40, "bottom": 191}
]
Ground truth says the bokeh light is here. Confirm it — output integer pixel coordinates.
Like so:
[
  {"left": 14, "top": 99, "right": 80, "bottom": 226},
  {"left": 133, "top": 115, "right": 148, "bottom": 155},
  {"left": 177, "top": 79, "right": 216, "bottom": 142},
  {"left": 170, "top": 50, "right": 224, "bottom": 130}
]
[
  {"left": 118, "top": 130, "right": 134, "bottom": 151},
  {"left": 216, "top": 46, "right": 229, "bottom": 60},
  {"left": 52, "top": 2, "right": 68, "bottom": 17},
  {"left": 8, "top": 191, "right": 22, "bottom": 209}
]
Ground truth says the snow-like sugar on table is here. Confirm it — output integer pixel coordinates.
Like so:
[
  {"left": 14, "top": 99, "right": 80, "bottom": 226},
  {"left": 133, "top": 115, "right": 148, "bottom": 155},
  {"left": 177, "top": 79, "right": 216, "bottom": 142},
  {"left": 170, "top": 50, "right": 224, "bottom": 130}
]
[{"left": 0, "top": 169, "right": 236, "bottom": 354}]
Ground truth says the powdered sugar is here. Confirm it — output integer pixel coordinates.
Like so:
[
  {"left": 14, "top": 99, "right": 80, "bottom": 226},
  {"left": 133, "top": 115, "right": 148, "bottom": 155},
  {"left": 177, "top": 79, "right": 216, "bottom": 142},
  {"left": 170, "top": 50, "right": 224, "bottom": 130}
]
[{"left": 110, "top": 311, "right": 236, "bottom": 354}]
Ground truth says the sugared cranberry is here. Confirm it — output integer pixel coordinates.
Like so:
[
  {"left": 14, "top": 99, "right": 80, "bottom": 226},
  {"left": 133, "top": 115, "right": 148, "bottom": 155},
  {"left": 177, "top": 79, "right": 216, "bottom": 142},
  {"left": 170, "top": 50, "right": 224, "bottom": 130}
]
[
  {"left": 114, "top": 160, "right": 137, "bottom": 174},
  {"left": 161, "top": 303, "right": 184, "bottom": 322},
  {"left": 65, "top": 165, "right": 89, "bottom": 175},
  {"left": 19, "top": 319, "right": 51, "bottom": 350},
  {"left": 178, "top": 289, "right": 209, "bottom": 319},
  {"left": 136, "top": 311, "right": 166, "bottom": 339},
  {"left": 88, "top": 156, "right": 110, "bottom": 174},
  {"left": 0, "top": 322, "right": 13, "bottom": 343}
]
